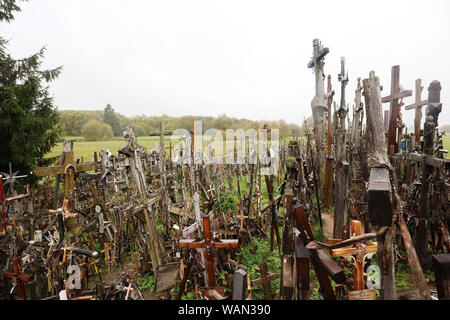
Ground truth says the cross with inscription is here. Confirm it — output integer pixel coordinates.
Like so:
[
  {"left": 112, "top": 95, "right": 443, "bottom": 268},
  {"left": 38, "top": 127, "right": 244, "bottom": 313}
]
[{"left": 179, "top": 212, "right": 238, "bottom": 289}]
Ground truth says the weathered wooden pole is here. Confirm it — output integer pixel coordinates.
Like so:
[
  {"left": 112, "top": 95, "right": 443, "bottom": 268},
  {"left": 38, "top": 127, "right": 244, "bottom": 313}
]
[
  {"left": 363, "top": 71, "right": 396, "bottom": 300},
  {"left": 417, "top": 80, "right": 442, "bottom": 267}
]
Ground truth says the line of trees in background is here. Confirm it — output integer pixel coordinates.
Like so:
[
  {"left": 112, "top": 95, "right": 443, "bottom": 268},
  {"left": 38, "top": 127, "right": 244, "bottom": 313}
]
[{"left": 60, "top": 105, "right": 313, "bottom": 141}]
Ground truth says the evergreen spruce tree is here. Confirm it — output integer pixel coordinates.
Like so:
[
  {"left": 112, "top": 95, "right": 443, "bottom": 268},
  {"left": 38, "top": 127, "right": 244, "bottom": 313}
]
[
  {"left": 104, "top": 104, "right": 122, "bottom": 136},
  {"left": 0, "top": 0, "right": 62, "bottom": 176}
]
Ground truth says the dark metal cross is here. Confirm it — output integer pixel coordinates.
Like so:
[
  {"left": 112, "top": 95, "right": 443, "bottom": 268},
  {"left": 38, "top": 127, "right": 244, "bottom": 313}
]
[{"left": 382, "top": 66, "right": 412, "bottom": 155}]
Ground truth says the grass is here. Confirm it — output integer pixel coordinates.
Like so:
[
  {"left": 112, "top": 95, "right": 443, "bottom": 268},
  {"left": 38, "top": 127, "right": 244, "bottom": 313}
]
[
  {"left": 46, "top": 135, "right": 295, "bottom": 163},
  {"left": 46, "top": 136, "right": 173, "bottom": 161},
  {"left": 443, "top": 134, "right": 450, "bottom": 158}
]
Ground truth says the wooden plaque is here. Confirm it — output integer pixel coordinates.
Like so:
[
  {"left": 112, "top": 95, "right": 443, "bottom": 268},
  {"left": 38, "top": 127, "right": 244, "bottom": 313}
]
[{"left": 348, "top": 289, "right": 376, "bottom": 300}]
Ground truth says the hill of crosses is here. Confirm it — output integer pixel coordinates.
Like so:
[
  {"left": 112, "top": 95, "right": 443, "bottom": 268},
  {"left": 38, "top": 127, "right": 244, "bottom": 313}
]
[{"left": 1, "top": 39, "right": 449, "bottom": 301}]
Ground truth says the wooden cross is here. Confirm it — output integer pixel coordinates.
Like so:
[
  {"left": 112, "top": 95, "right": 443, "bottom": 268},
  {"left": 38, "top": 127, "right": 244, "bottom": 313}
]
[
  {"left": 124, "top": 282, "right": 134, "bottom": 300},
  {"left": 34, "top": 141, "right": 97, "bottom": 209},
  {"left": 330, "top": 220, "right": 377, "bottom": 291},
  {"left": 236, "top": 210, "right": 248, "bottom": 232},
  {"left": 179, "top": 212, "right": 238, "bottom": 288},
  {"left": 251, "top": 262, "right": 278, "bottom": 300},
  {"left": 405, "top": 79, "right": 428, "bottom": 145},
  {"left": 381, "top": 66, "right": 412, "bottom": 155},
  {"left": 3, "top": 257, "right": 34, "bottom": 299}
]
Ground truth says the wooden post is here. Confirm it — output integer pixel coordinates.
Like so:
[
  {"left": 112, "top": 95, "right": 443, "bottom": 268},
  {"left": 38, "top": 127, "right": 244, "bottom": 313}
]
[
  {"left": 417, "top": 80, "right": 442, "bottom": 266},
  {"left": 398, "top": 214, "right": 431, "bottom": 300},
  {"left": 363, "top": 71, "right": 396, "bottom": 300},
  {"left": 324, "top": 75, "right": 335, "bottom": 208}
]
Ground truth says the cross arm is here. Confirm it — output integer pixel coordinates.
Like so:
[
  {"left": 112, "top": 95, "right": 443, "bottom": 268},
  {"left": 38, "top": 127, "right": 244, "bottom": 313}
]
[
  {"left": 214, "top": 239, "right": 239, "bottom": 249},
  {"left": 179, "top": 239, "right": 203, "bottom": 248},
  {"left": 331, "top": 244, "right": 377, "bottom": 258},
  {"left": 381, "top": 90, "right": 412, "bottom": 103},
  {"left": 33, "top": 165, "right": 65, "bottom": 177},
  {"left": 405, "top": 99, "right": 428, "bottom": 110},
  {"left": 74, "top": 162, "right": 97, "bottom": 172}
]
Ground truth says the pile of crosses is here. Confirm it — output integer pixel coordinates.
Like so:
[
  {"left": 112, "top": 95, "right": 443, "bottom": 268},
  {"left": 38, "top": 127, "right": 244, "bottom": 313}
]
[{"left": 0, "top": 39, "right": 449, "bottom": 301}]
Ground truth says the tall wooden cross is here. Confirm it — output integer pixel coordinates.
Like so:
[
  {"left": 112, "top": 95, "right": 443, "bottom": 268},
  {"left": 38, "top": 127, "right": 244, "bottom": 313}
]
[
  {"left": 330, "top": 220, "right": 377, "bottom": 291},
  {"left": 179, "top": 212, "right": 238, "bottom": 288},
  {"left": 34, "top": 141, "right": 97, "bottom": 209},
  {"left": 405, "top": 79, "right": 428, "bottom": 145},
  {"left": 382, "top": 66, "right": 412, "bottom": 155}
]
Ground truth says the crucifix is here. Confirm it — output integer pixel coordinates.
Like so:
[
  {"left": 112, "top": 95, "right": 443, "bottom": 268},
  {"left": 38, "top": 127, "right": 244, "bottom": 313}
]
[
  {"left": 405, "top": 78, "right": 428, "bottom": 146},
  {"left": 34, "top": 141, "right": 97, "bottom": 209},
  {"left": 179, "top": 212, "right": 238, "bottom": 289},
  {"left": 330, "top": 220, "right": 377, "bottom": 292},
  {"left": 381, "top": 66, "right": 412, "bottom": 155},
  {"left": 308, "top": 39, "right": 330, "bottom": 178}
]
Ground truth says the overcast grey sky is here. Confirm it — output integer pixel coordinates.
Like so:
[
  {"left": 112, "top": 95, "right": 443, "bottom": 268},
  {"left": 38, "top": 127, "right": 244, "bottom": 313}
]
[{"left": 2, "top": 0, "right": 450, "bottom": 128}]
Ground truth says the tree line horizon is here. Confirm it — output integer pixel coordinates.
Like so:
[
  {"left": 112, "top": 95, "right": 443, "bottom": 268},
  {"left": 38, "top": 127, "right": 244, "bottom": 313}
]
[{"left": 60, "top": 105, "right": 309, "bottom": 141}]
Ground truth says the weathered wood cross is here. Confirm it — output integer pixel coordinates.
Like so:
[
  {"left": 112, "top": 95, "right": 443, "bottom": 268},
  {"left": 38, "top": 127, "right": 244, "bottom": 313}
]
[
  {"left": 381, "top": 66, "right": 412, "bottom": 155},
  {"left": 34, "top": 141, "right": 97, "bottom": 209},
  {"left": 330, "top": 220, "right": 377, "bottom": 291},
  {"left": 405, "top": 79, "right": 428, "bottom": 145},
  {"left": 179, "top": 212, "right": 238, "bottom": 289}
]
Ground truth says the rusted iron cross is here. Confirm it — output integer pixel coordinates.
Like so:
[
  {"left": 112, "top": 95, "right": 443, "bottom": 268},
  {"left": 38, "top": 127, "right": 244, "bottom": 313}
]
[
  {"left": 34, "top": 141, "right": 97, "bottom": 209},
  {"left": 381, "top": 66, "right": 412, "bottom": 155},
  {"left": 179, "top": 212, "right": 238, "bottom": 288}
]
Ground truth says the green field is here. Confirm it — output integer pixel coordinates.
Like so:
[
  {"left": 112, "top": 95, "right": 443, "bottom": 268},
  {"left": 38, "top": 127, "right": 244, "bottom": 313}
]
[
  {"left": 46, "top": 133, "right": 450, "bottom": 162},
  {"left": 46, "top": 136, "right": 173, "bottom": 161},
  {"left": 444, "top": 134, "right": 450, "bottom": 158}
]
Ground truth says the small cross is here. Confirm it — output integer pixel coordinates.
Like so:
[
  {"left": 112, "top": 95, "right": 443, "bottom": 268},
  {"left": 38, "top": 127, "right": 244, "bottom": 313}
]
[
  {"left": 124, "top": 282, "right": 134, "bottom": 300},
  {"left": 236, "top": 211, "right": 248, "bottom": 232}
]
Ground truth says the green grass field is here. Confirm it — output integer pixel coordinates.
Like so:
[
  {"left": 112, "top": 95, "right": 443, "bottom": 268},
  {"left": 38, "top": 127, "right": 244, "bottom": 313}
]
[
  {"left": 46, "top": 136, "right": 177, "bottom": 161},
  {"left": 444, "top": 134, "right": 450, "bottom": 158},
  {"left": 46, "top": 133, "right": 450, "bottom": 162}
]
